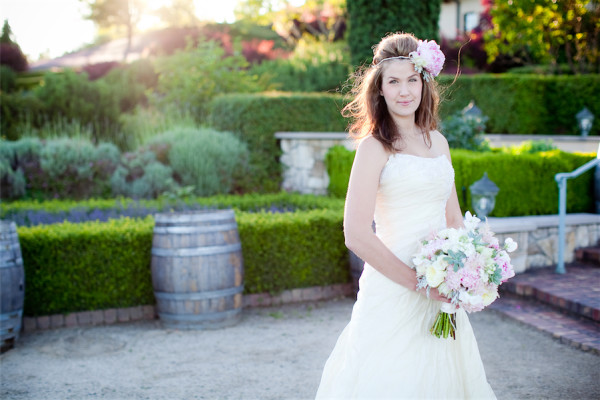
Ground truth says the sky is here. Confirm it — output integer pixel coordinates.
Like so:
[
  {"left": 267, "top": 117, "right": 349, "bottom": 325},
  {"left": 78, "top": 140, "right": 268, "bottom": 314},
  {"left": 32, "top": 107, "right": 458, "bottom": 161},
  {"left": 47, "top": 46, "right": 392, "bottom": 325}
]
[{"left": 0, "top": 0, "right": 239, "bottom": 60}]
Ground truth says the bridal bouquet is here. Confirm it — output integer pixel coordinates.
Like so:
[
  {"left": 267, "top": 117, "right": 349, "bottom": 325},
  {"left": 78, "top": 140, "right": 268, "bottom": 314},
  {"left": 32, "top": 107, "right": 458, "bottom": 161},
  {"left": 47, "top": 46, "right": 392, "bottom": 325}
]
[{"left": 411, "top": 212, "right": 518, "bottom": 339}]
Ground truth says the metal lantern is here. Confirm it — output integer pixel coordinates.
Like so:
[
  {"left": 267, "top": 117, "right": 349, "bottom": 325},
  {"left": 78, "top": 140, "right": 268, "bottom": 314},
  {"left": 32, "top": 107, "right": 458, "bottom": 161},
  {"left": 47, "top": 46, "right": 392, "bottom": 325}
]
[
  {"left": 469, "top": 172, "right": 499, "bottom": 218},
  {"left": 576, "top": 107, "right": 594, "bottom": 137}
]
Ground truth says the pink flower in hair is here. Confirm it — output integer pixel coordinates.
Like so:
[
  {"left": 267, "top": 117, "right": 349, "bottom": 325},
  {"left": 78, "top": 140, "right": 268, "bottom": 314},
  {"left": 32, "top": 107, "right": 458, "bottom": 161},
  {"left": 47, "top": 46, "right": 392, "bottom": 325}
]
[{"left": 409, "top": 40, "right": 445, "bottom": 81}]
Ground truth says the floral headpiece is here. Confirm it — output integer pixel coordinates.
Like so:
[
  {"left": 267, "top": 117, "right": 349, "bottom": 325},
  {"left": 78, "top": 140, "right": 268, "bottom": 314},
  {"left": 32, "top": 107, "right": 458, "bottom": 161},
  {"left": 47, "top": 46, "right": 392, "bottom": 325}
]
[{"left": 377, "top": 40, "right": 445, "bottom": 82}]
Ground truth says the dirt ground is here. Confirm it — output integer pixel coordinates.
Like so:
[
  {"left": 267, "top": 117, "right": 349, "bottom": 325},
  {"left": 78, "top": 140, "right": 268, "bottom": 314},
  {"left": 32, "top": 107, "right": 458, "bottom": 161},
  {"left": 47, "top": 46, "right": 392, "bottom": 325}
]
[{"left": 1, "top": 298, "right": 599, "bottom": 400}]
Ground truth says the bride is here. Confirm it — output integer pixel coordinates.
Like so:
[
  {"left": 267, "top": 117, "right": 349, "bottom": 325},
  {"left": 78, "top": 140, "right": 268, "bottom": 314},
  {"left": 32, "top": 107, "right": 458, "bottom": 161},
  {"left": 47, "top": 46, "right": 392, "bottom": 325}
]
[{"left": 315, "top": 33, "right": 496, "bottom": 399}]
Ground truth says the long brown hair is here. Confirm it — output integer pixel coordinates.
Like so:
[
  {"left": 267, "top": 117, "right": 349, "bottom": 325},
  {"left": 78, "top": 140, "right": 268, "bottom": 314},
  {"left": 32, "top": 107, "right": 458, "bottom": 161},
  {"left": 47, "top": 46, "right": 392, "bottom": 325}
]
[{"left": 342, "top": 32, "right": 441, "bottom": 152}]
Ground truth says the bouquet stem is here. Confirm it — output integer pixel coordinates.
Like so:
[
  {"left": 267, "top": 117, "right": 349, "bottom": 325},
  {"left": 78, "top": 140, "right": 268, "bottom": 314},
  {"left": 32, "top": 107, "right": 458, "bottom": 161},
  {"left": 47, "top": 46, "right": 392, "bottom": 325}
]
[{"left": 430, "top": 310, "right": 457, "bottom": 340}]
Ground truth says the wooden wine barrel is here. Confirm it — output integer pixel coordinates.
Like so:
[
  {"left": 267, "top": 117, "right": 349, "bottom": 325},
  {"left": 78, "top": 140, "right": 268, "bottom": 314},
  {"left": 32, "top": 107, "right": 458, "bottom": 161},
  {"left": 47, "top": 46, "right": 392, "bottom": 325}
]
[
  {"left": 151, "top": 210, "right": 244, "bottom": 330},
  {"left": 0, "top": 221, "right": 25, "bottom": 352}
]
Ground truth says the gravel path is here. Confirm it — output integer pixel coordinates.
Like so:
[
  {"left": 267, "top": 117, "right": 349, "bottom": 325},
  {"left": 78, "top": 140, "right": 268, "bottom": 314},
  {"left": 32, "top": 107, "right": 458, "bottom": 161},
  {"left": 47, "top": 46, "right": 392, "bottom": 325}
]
[{"left": 1, "top": 298, "right": 598, "bottom": 400}]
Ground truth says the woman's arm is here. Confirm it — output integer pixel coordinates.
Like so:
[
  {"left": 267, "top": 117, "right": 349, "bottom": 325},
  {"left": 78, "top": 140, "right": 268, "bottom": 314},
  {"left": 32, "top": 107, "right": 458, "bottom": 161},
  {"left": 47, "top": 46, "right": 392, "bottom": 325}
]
[
  {"left": 344, "top": 136, "right": 448, "bottom": 301},
  {"left": 433, "top": 131, "right": 464, "bottom": 229}
]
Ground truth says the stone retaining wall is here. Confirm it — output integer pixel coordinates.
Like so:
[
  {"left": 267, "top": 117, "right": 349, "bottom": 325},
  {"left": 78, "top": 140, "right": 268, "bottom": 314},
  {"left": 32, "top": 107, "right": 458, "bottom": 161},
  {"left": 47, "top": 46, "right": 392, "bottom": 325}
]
[
  {"left": 276, "top": 132, "right": 354, "bottom": 195},
  {"left": 488, "top": 214, "right": 600, "bottom": 273}
]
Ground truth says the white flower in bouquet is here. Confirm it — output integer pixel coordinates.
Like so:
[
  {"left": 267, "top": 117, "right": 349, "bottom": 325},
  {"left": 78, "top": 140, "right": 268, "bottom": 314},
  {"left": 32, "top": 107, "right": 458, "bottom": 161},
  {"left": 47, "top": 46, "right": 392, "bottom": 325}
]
[{"left": 411, "top": 211, "right": 518, "bottom": 339}]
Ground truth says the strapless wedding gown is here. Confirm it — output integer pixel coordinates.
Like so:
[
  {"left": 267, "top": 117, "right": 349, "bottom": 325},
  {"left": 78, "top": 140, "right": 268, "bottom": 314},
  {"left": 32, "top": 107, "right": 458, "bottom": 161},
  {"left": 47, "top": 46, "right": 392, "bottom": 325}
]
[{"left": 316, "top": 153, "right": 496, "bottom": 399}]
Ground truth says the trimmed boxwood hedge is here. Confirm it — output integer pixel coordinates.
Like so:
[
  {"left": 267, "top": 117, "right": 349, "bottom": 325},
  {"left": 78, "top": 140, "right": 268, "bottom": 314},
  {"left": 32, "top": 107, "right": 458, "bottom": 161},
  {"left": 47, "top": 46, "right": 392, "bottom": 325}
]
[
  {"left": 16, "top": 209, "right": 348, "bottom": 316},
  {"left": 436, "top": 74, "right": 600, "bottom": 136},
  {"left": 18, "top": 217, "right": 155, "bottom": 316},
  {"left": 1, "top": 192, "right": 345, "bottom": 226},
  {"left": 209, "top": 92, "right": 349, "bottom": 192},
  {"left": 325, "top": 145, "right": 596, "bottom": 217}
]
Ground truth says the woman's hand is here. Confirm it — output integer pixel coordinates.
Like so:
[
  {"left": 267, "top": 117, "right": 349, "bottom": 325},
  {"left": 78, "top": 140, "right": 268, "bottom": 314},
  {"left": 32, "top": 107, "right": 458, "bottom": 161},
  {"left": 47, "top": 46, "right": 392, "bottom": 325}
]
[{"left": 416, "top": 286, "right": 451, "bottom": 303}]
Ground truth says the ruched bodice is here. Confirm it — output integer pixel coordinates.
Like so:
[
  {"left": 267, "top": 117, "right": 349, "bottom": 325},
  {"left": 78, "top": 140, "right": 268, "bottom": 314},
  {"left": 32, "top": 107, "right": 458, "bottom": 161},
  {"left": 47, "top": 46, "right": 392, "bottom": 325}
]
[
  {"left": 375, "top": 153, "right": 454, "bottom": 263},
  {"left": 316, "top": 152, "right": 496, "bottom": 400}
]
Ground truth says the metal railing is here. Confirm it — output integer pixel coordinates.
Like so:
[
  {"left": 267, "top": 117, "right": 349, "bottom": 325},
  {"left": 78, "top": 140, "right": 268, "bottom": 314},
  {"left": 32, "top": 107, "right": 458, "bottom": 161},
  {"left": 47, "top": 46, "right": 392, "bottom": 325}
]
[{"left": 554, "top": 143, "right": 600, "bottom": 274}]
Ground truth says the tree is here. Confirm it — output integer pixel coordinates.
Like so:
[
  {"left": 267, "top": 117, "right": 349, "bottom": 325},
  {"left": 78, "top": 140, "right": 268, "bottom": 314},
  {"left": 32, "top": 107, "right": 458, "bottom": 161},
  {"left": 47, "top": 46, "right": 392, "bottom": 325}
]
[
  {"left": 0, "top": 20, "right": 27, "bottom": 72},
  {"left": 80, "top": 0, "right": 146, "bottom": 61},
  {"left": 271, "top": 0, "right": 347, "bottom": 45},
  {"left": 154, "top": 0, "right": 199, "bottom": 28},
  {"left": 1, "top": 19, "right": 15, "bottom": 44},
  {"left": 234, "top": 0, "right": 290, "bottom": 25},
  {"left": 346, "top": 0, "right": 442, "bottom": 66},
  {"left": 484, "top": 0, "right": 600, "bottom": 74}
]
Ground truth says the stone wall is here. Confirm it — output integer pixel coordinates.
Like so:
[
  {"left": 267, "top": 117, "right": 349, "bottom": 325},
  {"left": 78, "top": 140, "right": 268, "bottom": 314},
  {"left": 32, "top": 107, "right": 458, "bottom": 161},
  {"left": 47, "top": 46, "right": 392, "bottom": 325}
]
[
  {"left": 488, "top": 214, "right": 600, "bottom": 273},
  {"left": 276, "top": 132, "right": 355, "bottom": 195}
]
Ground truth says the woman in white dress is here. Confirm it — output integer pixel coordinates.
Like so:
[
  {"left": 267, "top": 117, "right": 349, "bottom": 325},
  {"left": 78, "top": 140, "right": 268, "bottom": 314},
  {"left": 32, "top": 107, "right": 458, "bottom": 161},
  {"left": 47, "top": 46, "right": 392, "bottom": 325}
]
[{"left": 315, "top": 33, "right": 496, "bottom": 399}]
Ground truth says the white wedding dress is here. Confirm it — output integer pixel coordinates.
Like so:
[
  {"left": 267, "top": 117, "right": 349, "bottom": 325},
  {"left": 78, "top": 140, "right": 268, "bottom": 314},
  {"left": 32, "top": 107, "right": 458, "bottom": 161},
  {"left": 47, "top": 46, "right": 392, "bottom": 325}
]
[{"left": 316, "top": 153, "right": 496, "bottom": 399}]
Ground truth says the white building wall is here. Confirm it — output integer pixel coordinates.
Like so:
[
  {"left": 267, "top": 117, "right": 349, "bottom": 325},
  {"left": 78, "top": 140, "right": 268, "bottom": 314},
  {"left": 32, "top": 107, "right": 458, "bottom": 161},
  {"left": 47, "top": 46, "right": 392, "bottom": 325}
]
[{"left": 439, "top": 0, "right": 484, "bottom": 39}]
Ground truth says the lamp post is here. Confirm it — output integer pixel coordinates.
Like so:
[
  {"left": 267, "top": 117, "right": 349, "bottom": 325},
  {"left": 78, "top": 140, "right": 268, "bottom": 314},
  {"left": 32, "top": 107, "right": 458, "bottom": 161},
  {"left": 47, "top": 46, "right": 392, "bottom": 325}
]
[
  {"left": 469, "top": 172, "right": 499, "bottom": 218},
  {"left": 576, "top": 107, "right": 594, "bottom": 137}
]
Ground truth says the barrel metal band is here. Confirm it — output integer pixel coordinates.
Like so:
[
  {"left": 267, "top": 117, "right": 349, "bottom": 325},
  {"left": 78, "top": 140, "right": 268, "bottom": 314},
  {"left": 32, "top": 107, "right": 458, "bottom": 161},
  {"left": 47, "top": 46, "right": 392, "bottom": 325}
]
[
  {"left": 0, "top": 258, "right": 23, "bottom": 269},
  {"left": 158, "top": 308, "right": 241, "bottom": 322},
  {"left": 151, "top": 242, "right": 241, "bottom": 257},
  {"left": 153, "top": 223, "right": 238, "bottom": 235},
  {"left": 0, "top": 310, "right": 23, "bottom": 322},
  {"left": 154, "top": 210, "right": 235, "bottom": 224},
  {"left": 154, "top": 285, "right": 243, "bottom": 301}
]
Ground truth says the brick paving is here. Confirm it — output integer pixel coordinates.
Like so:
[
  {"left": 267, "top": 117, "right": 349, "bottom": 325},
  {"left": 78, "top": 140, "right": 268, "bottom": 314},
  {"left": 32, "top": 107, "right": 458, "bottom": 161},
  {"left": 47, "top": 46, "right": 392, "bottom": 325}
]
[
  {"left": 491, "top": 252, "right": 600, "bottom": 355},
  {"left": 501, "top": 263, "right": 600, "bottom": 322}
]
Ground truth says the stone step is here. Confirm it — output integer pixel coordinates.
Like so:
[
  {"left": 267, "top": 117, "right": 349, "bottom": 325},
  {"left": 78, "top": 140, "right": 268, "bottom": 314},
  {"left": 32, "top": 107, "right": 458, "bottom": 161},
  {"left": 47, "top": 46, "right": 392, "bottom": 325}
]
[
  {"left": 500, "top": 263, "right": 600, "bottom": 323},
  {"left": 575, "top": 246, "right": 600, "bottom": 267},
  {"left": 489, "top": 294, "right": 600, "bottom": 355}
]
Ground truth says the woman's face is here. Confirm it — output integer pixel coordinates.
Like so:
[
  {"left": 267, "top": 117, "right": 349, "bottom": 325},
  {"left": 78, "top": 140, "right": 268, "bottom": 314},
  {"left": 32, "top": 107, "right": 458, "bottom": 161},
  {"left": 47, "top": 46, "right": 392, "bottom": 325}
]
[{"left": 379, "top": 59, "right": 423, "bottom": 121}]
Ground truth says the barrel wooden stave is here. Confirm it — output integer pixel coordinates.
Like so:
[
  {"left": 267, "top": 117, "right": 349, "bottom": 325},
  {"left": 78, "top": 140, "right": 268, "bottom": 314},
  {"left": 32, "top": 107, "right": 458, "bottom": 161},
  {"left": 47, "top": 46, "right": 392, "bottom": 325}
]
[
  {"left": 151, "top": 210, "right": 244, "bottom": 330},
  {"left": 0, "top": 221, "right": 25, "bottom": 351}
]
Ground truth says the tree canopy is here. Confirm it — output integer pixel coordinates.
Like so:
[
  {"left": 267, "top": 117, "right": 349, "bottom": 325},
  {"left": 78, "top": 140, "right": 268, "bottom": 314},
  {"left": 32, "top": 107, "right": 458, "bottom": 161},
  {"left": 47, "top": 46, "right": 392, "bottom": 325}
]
[{"left": 485, "top": 0, "right": 599, "bottom": 74}]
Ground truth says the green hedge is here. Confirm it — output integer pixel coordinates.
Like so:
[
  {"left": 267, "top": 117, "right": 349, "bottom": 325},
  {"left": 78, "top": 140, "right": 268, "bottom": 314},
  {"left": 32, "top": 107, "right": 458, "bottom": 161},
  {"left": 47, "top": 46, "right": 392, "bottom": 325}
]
[
  {"left": 1, "top": 192, "right": 344, "bottom": 224},
  {"left": 325, "top": 146, "right": 595, "bottom": 217},
  {"left": 16, "top": 208, "right": 348, "bottom": 316},
  {"left": 208, "top": 92, "right": 348, "bottom": 192},
  {"left": 18, "top": 217, "right": 155, "bottom": 316},
  {"left": 437, "top": 74, "right": 600, "bottom": 136}
]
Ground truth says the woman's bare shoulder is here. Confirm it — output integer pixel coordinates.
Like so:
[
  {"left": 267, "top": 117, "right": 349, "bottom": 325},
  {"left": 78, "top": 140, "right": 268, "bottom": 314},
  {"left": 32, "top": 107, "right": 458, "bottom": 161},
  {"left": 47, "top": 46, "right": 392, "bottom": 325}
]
[
  {"left": 357, "top": 135, "right": 388, "bottom": 155},
  {"left": 355, "top": 136, "right": 390, "bottom": 169},
  {"left": 430, "top": 129, "right": 451, "bottom": 153}
]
